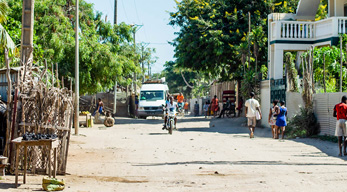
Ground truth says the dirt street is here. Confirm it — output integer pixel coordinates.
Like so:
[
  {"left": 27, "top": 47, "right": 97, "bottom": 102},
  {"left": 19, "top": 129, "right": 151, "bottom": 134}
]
[{"left": 1, "top": 116, "right": 347, "bottom": 192}]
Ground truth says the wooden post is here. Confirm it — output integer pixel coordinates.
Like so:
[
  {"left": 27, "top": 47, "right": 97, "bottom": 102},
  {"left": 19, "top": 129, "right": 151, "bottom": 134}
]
[
  {"left": 56, "top": 63, "right": 59, "bottom": 88},
  {"left": 20, "top": 0, "right": 35, "bottom": 66},
  {"left": 74, "top": 0, "right": 80, "bottom": 135},
  {"left": 44, "top": 59, "right": 48, "bottom": 86},
  {"left": 23, "top": 146, "right": 27, "bottom": 184},
  {"left": 323, "top": 53, "right": 326, "bottom": 93},
  {"left": 4, "top": 48, "right": 11, "bottom": 158},
  {"left": 51, "top": 63, "right": 54, "bottom": 87}
]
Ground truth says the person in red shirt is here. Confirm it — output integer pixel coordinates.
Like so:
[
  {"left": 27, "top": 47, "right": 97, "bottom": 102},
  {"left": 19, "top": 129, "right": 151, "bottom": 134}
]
[
  {"left": 333, "top": 95, "right": 347, "bottom": 156},
  {"left": 177, "top": 93, "right": 184, "bottom": 109},
  {"left": 211, "top": 95, "right": 219, "bottom": 118}
]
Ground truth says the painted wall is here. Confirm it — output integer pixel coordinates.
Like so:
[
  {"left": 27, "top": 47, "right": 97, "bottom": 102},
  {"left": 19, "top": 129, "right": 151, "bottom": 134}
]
[
  {"left": 260, "top": 80, "right": 271, "bottom": 128},
  {"left": 286, "top": 91, "right": 304, "bottom": 119}
]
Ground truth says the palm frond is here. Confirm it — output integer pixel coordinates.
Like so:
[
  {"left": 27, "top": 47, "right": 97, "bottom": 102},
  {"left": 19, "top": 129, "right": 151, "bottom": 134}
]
[{"left": 0, "top": 23, "right": 16, "bottom": 55}]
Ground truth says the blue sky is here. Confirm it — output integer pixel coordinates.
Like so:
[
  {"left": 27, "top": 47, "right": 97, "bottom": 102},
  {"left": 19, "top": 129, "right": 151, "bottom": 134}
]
[{"left": 84, "top": 0, "right": 178, "bottom": 73}]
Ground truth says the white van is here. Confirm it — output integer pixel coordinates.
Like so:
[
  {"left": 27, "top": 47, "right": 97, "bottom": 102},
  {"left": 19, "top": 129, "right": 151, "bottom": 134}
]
[{"left": 137, "top": 83, "right": 169, "bottom": 119}]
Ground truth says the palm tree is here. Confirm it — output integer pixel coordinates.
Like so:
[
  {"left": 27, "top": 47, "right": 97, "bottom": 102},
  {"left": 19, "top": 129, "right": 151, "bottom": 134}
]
[
  {"left": 236, "top": 42, "right": 248, "bottom": 74},
  {"left": 0, "top": 0, "right": 16, "bottom": 55}
]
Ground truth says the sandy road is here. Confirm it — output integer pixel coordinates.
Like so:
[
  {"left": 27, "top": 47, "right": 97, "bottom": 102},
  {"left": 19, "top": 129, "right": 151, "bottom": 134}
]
[{"left": 1, "top": 116, "right": 347, "bottom": 192}]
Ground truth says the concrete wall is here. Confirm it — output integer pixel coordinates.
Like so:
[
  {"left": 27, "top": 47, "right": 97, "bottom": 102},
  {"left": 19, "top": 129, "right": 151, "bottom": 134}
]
[
  {"left": 80, "top": 92, "right": 129, "bottom": 117},
  {"left": 260, "top": 80, "right": 271, "bottom": 128},
  {"left": 286, "top": 91, "right": 304, "bottom": 119},
  {"left": 314, "top": 92, "right": 346, "bottom": 136},
  {"left": 210, "top": 81, "right": 236, "bottom": 101}
]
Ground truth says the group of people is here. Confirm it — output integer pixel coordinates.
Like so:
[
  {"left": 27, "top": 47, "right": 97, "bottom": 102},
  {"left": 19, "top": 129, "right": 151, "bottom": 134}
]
[
  {"left": 202, "top": 95, "right": 221, "bottom": 118},
  {"left": 245, "top": 92, "right": 288, "bottom": 139},
  {"left": 268, "top": 100, "right": 288, "bottom": 139}
]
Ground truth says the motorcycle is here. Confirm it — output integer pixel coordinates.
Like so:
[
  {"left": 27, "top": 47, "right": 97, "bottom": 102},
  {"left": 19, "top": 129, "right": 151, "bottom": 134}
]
[
  {"left": 177, "top": 103, "right": 184, "bottom": 117},
  {"left": 165, "top": 108, "right": 176, "bottom": 135}
]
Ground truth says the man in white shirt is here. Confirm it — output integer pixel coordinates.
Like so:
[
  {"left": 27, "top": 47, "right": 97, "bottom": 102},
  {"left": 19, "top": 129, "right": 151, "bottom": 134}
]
[
  {"left": 245, "top": 92, "right": 262, "bottom": 138},
  {"left": 163, "top": 96, "right": 178, "bottom": 129}
]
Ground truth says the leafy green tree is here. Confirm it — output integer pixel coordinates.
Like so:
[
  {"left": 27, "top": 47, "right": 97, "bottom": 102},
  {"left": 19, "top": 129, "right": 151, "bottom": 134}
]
[
  {"left": 169, "top": 0, "right": 300, "bottom": 82},
  {"left": 163, "top": 61, "right": 193, "bottom": 97},
  {"left": 5, "top": 0, "right": 150, "bottom": 94}
]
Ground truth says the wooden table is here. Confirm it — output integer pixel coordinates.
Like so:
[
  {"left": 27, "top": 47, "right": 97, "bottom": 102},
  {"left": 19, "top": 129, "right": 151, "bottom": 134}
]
[{"left": 12, "top": 137, "right": 59, "bottom": 187}]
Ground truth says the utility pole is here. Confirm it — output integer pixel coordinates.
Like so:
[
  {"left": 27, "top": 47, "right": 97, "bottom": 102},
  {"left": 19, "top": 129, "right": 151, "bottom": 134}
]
[
  {"left": 141, "top": 45, "right": 144, "bottom": 83},
  {"left": 130, "top": 24, "right": 142, "bottom": 94},
  {"left": 140, "top": 43, "right": 149, "bottom": 83},
  {"left": 113, "top": 0, "right": 117, "bottom": 114},
  {"left": 74, "top": 0, "right": 79, "bottom": 135},
  {"left": 340, "top": 36, "right": 343, "bottom": 92},
  {"left": 148, "top": 61, "right": 150, "bottom": 78},
  {"left": 133, "top": 30, "right": 136, "bottom": 94},
  {"left": 247, "top": 12, "right": 251, "bottom": 66},
  {"left": 114, "top": 0, "right": 117, "bottom": 26},
  {"left": 21, "top": 0, "right": 35, "bottom": 65}
]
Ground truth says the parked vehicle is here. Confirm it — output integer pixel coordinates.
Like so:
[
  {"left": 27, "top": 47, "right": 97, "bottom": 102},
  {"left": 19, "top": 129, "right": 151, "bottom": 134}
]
[{"left": 138, "top": 80, "right": 169, "bottom": 119}]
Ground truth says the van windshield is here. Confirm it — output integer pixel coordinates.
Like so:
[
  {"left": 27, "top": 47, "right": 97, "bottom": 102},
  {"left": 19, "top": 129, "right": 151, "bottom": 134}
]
[{"left": 140, "top": 91, "right": 164, "bottom": 101}]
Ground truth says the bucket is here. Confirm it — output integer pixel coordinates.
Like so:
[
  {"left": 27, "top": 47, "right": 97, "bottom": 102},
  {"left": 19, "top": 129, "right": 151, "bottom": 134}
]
[{"left": 87, "top": 118, "right": 93, "bottom": 127}]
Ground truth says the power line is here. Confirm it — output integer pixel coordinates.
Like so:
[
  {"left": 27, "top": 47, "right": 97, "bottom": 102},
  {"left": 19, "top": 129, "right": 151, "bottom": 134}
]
[
  {"left": 133, "top": 0, "right": 141, "bottom": 24},
  {"left": 148, "top": 43, "right": 171, "bottom": 45},
  {"left": 120, "top": 0, "right": 130, "bottom": 23},
  {"left": 132, "top": 0, "right": 149, "bottom": 42}
]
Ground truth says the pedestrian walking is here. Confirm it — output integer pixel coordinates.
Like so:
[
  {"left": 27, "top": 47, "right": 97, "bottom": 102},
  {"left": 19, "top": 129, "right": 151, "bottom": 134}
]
[
  {"left": 207, "top": 100, "right": 211, "bottom": 116},
  {"left": 245, "top": 92, "right": 262, "bottom": 138},
  {"left": 184, "top": 100, "right": 189, "bottom": 115},
  {"left": 194, "top": 101, "right": 199, "bottom": 116},
  {"left": 275, "top": 101, "right": 287, "bottom": 139},
  {"left": 203, "top": 101, "right": 209, "bottom": 118},
  {"left": 211, "top": 95, "right": 219, "bottom": 118},
  {"left": 333, "top": 95, "right": 347, "bottom": 156},
  {"left": 268, "top": 100, "right": 279, "bottom": 139},
  {"left": 236, "top": 97, "right": 244, "bottom": 117}
]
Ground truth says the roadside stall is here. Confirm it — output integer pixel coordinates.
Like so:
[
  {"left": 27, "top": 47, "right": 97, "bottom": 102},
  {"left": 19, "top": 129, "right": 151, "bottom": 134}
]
[{"left": 2, "top": 48, "right": 74, "bottom": 187}]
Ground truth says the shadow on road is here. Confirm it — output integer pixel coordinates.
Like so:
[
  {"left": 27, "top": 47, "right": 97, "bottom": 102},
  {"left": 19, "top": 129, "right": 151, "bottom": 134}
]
[
  {"left": 115, "top": 117, "right": 163, "bottom": 125},
  {"left": 178, "top": 117, "right": 272, "bottom": 137},
  {"left": 0, "top": 183, "right": 17, "bottom": 190},
  {"left": 115, "top": 116, "right": 210, "bottom": 125},
  {"left": 178, "top": 117, "right": 346, "bottom": 161},
  {"left": 132, "top": 160, "right": 347, "bottom": 167}
]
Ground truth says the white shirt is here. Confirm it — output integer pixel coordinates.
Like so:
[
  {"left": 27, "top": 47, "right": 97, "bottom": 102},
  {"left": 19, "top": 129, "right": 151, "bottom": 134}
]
[
  {"left": 245, "top": 98, "right": 260, "bottom": 117},
  {"left": 167, "top": 101, "right": 178, "bottom": 112}
]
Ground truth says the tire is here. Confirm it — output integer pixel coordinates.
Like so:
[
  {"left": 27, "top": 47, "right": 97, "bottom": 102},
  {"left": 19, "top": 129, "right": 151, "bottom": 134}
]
[{"left": 169, "top": 120, "right": 173, "bottom": 135}]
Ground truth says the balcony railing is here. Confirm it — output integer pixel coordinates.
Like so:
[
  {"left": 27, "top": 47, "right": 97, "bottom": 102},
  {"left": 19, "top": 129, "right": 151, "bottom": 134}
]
[{"left": 271, "top": 17, "right": 347, "bottom": 42}]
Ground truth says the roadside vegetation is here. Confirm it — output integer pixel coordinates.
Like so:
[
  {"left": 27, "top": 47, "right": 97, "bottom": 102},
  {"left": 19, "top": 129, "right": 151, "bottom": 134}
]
[{"left": 1, "top": 0, "right": 156, "bottom": 94}]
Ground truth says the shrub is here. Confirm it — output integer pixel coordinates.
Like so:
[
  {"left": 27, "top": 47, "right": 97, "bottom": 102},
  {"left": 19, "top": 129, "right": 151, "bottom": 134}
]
[{"left": 286, "top": 107, "right": 320, "bottom": 138}]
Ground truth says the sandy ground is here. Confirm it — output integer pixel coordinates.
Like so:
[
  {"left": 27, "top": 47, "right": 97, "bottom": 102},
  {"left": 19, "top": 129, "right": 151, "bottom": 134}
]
[{"left": 1, "top": 115, "right": 347, "bottom": 192}]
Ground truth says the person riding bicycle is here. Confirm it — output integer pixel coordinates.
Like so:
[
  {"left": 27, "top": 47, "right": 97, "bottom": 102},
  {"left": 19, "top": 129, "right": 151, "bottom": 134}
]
[
  {"left": 163, "top": 96, "right": 178, "bottom": 130},
  {"left": 177, "top": 93, "right": 184, "bottom": 110}
]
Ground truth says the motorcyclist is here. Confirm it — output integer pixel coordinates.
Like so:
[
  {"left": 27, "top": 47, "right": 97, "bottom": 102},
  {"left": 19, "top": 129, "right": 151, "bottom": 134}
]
[
  {"left": 163, "top": 96, "right": 178, "bottom": 130},
  {"left": 163, "top": 94, "right": 171, "bottom": 130}
]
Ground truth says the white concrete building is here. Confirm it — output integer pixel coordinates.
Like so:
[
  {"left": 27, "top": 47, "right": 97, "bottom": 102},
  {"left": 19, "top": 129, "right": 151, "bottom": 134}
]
[{"left": 261, "top": 0, "right": 347, "bottom": 127}]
